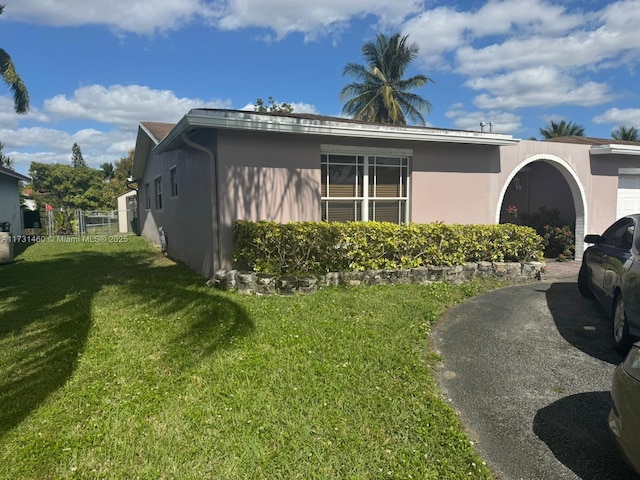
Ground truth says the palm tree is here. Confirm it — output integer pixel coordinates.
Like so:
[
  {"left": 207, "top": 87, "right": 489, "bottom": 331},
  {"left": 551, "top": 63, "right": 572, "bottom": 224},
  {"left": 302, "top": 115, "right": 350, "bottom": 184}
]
[
  {"left": 612, "top": 126, "right": 639, "bottom": 142},
  {"left": 341, "top": 33, "right": 433, "bottom": 126},
  {"left": 538, "top": 120, "right": 585, "bottom": 139},
  {"left": 0, "top": 5, "right": 29, "bottom": 113}
]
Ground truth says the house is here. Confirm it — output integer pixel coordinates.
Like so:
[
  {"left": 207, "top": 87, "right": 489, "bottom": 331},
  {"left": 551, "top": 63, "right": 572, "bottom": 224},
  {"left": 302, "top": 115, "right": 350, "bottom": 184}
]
[
  {"left": 132, "top": 109, "right": 640, "bottom": 278},
  {"left": 0, "top": 165, "right": 31, "bottom": 234}
]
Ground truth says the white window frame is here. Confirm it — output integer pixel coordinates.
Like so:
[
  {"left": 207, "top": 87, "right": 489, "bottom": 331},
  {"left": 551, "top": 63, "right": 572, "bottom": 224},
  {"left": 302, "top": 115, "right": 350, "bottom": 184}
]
[
  {"left": 154, "top": 176, "right": 163, "bottom": 210},
  {"left": 145, "top": 182, "right": 151, "bottom": 210},
  {"left": 320, "top": 145, "right": 411, "bottom": 223},
  {"left": 170, "top": 166, "right": 178, "bottom": 198}
]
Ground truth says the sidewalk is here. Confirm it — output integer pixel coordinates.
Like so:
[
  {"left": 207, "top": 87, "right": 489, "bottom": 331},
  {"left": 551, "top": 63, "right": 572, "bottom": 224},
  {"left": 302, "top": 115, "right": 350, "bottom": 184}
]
[{"left": 542, "top": 259, "right": 581, "bottom": 280}]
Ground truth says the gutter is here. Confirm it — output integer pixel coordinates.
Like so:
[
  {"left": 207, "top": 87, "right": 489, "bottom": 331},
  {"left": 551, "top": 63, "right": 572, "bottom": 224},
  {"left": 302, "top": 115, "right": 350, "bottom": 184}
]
[{"left": 181, "top": 132, "right": 222, "bottom": 273}]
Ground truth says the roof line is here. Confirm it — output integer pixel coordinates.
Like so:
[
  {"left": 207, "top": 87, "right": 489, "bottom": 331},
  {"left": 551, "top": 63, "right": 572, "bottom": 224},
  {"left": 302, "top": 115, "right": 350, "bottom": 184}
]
[
  {"left": 154, "top": 109, "right": 519, "bottom": 154},
  {"left": 590, "top": 144, "right": 640, "bottom": 155},
  {"left": 0, "top": 166, "right": 31, "bottom": 182}
]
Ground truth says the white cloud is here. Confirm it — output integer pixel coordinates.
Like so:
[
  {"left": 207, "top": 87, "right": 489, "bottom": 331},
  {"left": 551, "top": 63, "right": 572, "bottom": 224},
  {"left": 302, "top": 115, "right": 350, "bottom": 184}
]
[
  {"left": 404, "top": 0, "right": 640, "bottom": 112},
  {"left": 466, "top": 67, "right": 614, "bottom": 109},
  {"left": 7, "top": 0, "right": 421, "bottom": 39},
  {"left": 403, "top": 0, "right": 584, "bottom": 69},
  {"left": 445, "top": 105, "right": 522, "bottom": 134},
  {"left": 593, "top": 108, "right": 640, "bottom": 128},
  {"left": 43, "top": 84, "right": 231, "bottom": 129},
  {"left": 2, "top": 126, "right": 135, "bottom": 170},
  {"left": 6, "top": 0, "right": 212, "bottom": 35},
  {"left": 211, "top": 0, "right": 422, "bottom": 40},
  {"left": 4, "top": 84, "right": 234, "bottom": 173}
]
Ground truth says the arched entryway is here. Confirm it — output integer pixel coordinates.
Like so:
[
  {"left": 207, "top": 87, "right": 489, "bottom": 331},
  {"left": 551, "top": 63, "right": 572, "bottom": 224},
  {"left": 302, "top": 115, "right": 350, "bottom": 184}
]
[{"left": 496, "top": 154, "right": 588, "bottom": 260}]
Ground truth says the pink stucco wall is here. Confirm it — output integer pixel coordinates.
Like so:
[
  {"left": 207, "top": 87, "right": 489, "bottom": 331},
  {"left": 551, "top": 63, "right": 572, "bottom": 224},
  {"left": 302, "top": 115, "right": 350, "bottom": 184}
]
[
  {"left": 216, "top": 130, "right": 321, "bottom": 269},
  {"left": 139, "top": 123, "right": 638, "bottom": 275}
]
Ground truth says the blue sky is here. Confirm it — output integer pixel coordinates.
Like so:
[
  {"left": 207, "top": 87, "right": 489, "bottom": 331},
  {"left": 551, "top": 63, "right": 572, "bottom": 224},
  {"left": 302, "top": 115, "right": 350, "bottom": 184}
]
[{"left": 2, "top": 0, "right": 640, "bottom": 176}]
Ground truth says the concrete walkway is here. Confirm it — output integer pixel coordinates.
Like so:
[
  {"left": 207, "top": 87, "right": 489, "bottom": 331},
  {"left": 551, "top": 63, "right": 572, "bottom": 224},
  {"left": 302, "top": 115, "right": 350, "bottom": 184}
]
[{"left": 432, "top": 274, "right": 639, "bottom": 479}]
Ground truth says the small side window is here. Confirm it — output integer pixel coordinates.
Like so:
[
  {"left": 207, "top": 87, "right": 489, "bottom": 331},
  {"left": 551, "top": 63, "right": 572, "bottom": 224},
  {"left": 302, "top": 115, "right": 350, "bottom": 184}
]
[
  {"left": 145, "top": 183, "right": 151, "bottom": 210},
  {"left": 170, "top": 166, "right": 178, "bottom": 198},
  {"left": 154, "top": 176, "right": 163, "bottom": 210}
]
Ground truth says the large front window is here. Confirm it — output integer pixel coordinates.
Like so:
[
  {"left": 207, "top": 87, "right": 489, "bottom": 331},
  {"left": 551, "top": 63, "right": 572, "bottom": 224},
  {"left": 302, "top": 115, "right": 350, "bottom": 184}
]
[{"left": 321, "top": 150, "right": 409, "bottom": 223}]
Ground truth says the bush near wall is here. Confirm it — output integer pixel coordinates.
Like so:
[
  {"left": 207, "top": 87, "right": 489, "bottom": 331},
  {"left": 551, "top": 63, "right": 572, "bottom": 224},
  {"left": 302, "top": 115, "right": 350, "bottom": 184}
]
[{"left": 234, "top": 220, "right": 545, "bottom": 276}]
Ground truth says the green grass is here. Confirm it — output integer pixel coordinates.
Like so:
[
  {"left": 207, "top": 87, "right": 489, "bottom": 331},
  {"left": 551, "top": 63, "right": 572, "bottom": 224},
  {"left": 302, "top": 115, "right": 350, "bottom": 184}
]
[{"left": 0, "top": 237, "right": 498, "bottom": 479}]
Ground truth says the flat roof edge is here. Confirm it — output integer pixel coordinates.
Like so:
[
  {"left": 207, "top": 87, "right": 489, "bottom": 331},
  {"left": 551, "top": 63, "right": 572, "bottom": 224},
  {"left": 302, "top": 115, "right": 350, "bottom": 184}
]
[
  {"left": 591, "top": 144, "right": 640, "bottom": 156},
  {"left": 155, "top": 110, "right": 519, "bottom": 154}
]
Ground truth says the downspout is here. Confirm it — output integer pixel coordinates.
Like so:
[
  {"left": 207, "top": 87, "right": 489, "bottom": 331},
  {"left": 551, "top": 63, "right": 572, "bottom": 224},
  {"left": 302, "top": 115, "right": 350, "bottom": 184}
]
[{"left": 181, "top": 132, "right": 222, "bottom": 273}]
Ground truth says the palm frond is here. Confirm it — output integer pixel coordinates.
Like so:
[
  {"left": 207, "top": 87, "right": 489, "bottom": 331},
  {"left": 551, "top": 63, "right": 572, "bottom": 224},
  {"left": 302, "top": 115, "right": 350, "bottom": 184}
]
[
  {"left": 0, "top": 49, "right": 29, "bottom": 114},
  {"left": 340, "top": 32, "right": 432, "bottom": 125}
]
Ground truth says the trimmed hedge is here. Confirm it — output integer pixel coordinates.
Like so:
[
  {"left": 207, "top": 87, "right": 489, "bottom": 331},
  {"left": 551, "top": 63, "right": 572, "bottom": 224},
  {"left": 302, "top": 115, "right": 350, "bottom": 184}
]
[{"left": 233, "top": 220, "right": 545, "bottom": 276}]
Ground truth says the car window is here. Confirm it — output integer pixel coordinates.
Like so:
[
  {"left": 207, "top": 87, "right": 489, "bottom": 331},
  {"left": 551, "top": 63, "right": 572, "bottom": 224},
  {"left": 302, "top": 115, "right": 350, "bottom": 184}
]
[{"left": 602, "top": 218, "right": 635, "bottom": 249}]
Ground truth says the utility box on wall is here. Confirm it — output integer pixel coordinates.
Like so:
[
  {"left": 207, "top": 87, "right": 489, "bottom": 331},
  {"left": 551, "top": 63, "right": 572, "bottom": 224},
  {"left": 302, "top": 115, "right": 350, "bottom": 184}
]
[{"left": 0, "top": 232, "right": 13, "bottom": 264}]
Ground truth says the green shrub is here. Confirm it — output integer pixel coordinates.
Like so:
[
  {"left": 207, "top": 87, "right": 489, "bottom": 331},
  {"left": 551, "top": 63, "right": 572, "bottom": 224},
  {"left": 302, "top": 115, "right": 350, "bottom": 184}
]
[
  {"left": 543, "top": 225, "right": 575, "bottom": 261},
  {"left": 519, "top": 207, "right": 575, "bottom": 260},
  {"left": 234, "top": 221, "right": 545, "bottom": 275}
]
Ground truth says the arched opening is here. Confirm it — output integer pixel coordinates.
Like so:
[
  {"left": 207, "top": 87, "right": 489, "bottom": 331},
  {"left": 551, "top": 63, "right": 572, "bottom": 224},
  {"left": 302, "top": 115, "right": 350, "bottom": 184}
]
[{"left": 497, "top": 154, "right": 588, "bottom": 260}]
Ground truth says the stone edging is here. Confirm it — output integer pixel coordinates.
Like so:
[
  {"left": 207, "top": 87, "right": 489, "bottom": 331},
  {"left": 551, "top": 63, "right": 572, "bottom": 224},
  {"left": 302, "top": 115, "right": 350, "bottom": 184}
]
[{"left": 207, "top": 261, "right": 544, "bottom": 295}]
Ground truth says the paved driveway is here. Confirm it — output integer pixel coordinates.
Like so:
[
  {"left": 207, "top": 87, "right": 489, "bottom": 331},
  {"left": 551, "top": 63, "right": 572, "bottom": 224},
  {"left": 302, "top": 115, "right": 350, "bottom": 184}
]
[{"left": 432, "top": 272, "right": 640, "bottom": 479}]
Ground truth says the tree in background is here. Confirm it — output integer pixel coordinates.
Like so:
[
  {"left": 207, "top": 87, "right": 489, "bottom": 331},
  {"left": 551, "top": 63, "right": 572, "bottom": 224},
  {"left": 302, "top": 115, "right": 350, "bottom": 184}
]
[
  {"left": 612, "top": 126, "right": 639, "bottom": 142},
  {"left": 341, "top": 33, "right": 433, "bottom": 126},
  {"left": 29, "top": 162, "right": 106, "bottom": 234},
  {"left": 0, "top": 6, "right": 29, "bottom": 114},
  {"left": 254, "top": 97, "right": 294, "bottom": 113},
  {"left": 100, "top": 150, "right": 136, "bottom": 209},
  {"left": 71, "top": 142, "right": 86, "bottom": 168},
  {"left": 0, "top": 141, "right": 15, "bottom": 170},
  {"left": 538, "top": 120, "right": 585, "bottom": 139},
  {"left": 101, "top": 162, "right": 115, "bottom": 182}
]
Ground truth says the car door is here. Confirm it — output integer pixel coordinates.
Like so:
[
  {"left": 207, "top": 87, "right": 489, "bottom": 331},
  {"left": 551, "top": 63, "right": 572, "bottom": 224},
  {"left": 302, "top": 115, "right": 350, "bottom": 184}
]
[
  {"left": 589, "top": 218, "right": 634, "bottom": 307},
  {"left": 602, "top": 218, "right": 635, "bottom": 313}
]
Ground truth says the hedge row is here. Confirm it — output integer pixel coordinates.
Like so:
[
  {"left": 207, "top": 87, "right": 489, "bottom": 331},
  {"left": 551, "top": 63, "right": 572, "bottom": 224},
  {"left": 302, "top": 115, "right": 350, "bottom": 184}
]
[{"left": 233, "top": 220, "right": 545, "bottom": 276}]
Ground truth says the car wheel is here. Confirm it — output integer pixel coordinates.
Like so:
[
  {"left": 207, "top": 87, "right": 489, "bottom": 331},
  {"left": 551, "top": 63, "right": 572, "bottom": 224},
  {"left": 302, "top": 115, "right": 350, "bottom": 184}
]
[
  {"left": 578, "top": 263, "right": 594, "bottom": 298},
  {"left": 613, "top": 295, "right": 632, "bottom": 354}
]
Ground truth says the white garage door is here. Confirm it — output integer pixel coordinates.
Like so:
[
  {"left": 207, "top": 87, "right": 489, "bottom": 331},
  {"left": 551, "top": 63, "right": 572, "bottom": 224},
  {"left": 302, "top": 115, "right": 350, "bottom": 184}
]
[{"left": 617, "top": 175, "right": 640, "bottom": 218}]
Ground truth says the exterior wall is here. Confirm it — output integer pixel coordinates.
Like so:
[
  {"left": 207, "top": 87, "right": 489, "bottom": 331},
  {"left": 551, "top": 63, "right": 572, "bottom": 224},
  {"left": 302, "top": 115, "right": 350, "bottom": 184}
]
[
  {"left": 216, "top": 130, "right": 322, "bottom": 269},
  {"left": 410, "top": 143, "right": 501, "bottom": 224},
  {"left": 138, "top": 121, "right": 640, "bottom": 275},
  {"left": 0, "top": 174, "right": 22, "bottom": 234},
  {"left": 139, "top": 147, "right": 215, "bottom": 277}
]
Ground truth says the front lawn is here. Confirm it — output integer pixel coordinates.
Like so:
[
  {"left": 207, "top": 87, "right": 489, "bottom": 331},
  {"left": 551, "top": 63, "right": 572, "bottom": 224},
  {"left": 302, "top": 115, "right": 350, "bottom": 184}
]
[{"left": 0, "top": 237, "right": 497, "bottom": 479}]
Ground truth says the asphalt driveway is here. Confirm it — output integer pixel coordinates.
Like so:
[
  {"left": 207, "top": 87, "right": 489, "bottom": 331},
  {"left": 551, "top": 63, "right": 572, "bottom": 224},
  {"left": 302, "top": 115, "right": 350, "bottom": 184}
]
[{"left": 432, "top": 270, "right": 640, "bottom": 479}]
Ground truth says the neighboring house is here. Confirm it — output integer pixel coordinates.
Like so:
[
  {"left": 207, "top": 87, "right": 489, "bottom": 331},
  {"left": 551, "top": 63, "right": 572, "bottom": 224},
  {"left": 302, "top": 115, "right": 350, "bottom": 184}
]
[
  {"left": 132, "top": 109, "right": 640, "bottom": 278},
  {"left": 116, "top": 190, "right": 138, "bottom": 233},
  {"left": 0, "top": 166, "right": 31, "bottom": 234}
]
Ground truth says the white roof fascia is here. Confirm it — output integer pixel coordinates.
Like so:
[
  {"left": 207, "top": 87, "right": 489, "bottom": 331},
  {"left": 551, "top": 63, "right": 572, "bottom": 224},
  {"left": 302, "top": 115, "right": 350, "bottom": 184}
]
[
  {"left": 154, "top": 110, "right": 519, "bottom": 154},
  {"left": 590, "top": 144, "right": 640, "bottom": 155}
]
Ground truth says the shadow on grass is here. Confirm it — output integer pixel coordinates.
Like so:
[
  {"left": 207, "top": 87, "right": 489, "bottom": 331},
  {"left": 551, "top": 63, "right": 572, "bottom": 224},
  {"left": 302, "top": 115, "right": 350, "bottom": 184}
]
[
  {"left": 0, "top": 245, "right": 252, "bottom": 439},
  {"left": 545, "top": 282, "right": 625, "bottom": 365},
  {"left": 533, "top": 391, "right": 640, "bottom": 479}
]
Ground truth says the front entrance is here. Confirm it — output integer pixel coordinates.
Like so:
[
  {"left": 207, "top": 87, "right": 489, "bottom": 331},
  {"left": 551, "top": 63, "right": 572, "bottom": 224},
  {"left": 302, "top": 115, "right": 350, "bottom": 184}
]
[{"left": 498, "top": 155, "right": 587, "bottom": 260}]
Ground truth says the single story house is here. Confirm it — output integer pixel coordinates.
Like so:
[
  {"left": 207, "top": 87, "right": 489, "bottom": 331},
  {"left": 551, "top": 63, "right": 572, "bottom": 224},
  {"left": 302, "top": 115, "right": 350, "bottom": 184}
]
[
  {"left": 132, "top": 109, "right": 640, "bottom": 278},
  {"left": 0, "top": 166, "right": 31, "bottom": 235}
]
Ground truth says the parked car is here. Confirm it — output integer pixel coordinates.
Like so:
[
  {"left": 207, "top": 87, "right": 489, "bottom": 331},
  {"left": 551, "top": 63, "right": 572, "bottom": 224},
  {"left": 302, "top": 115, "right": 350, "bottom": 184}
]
[
  {"left": 578, "top": 214, "right": 640, "bottom": 352},
  {"left": 609, "top": 341, "right": 640, "bottom": 474}
]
